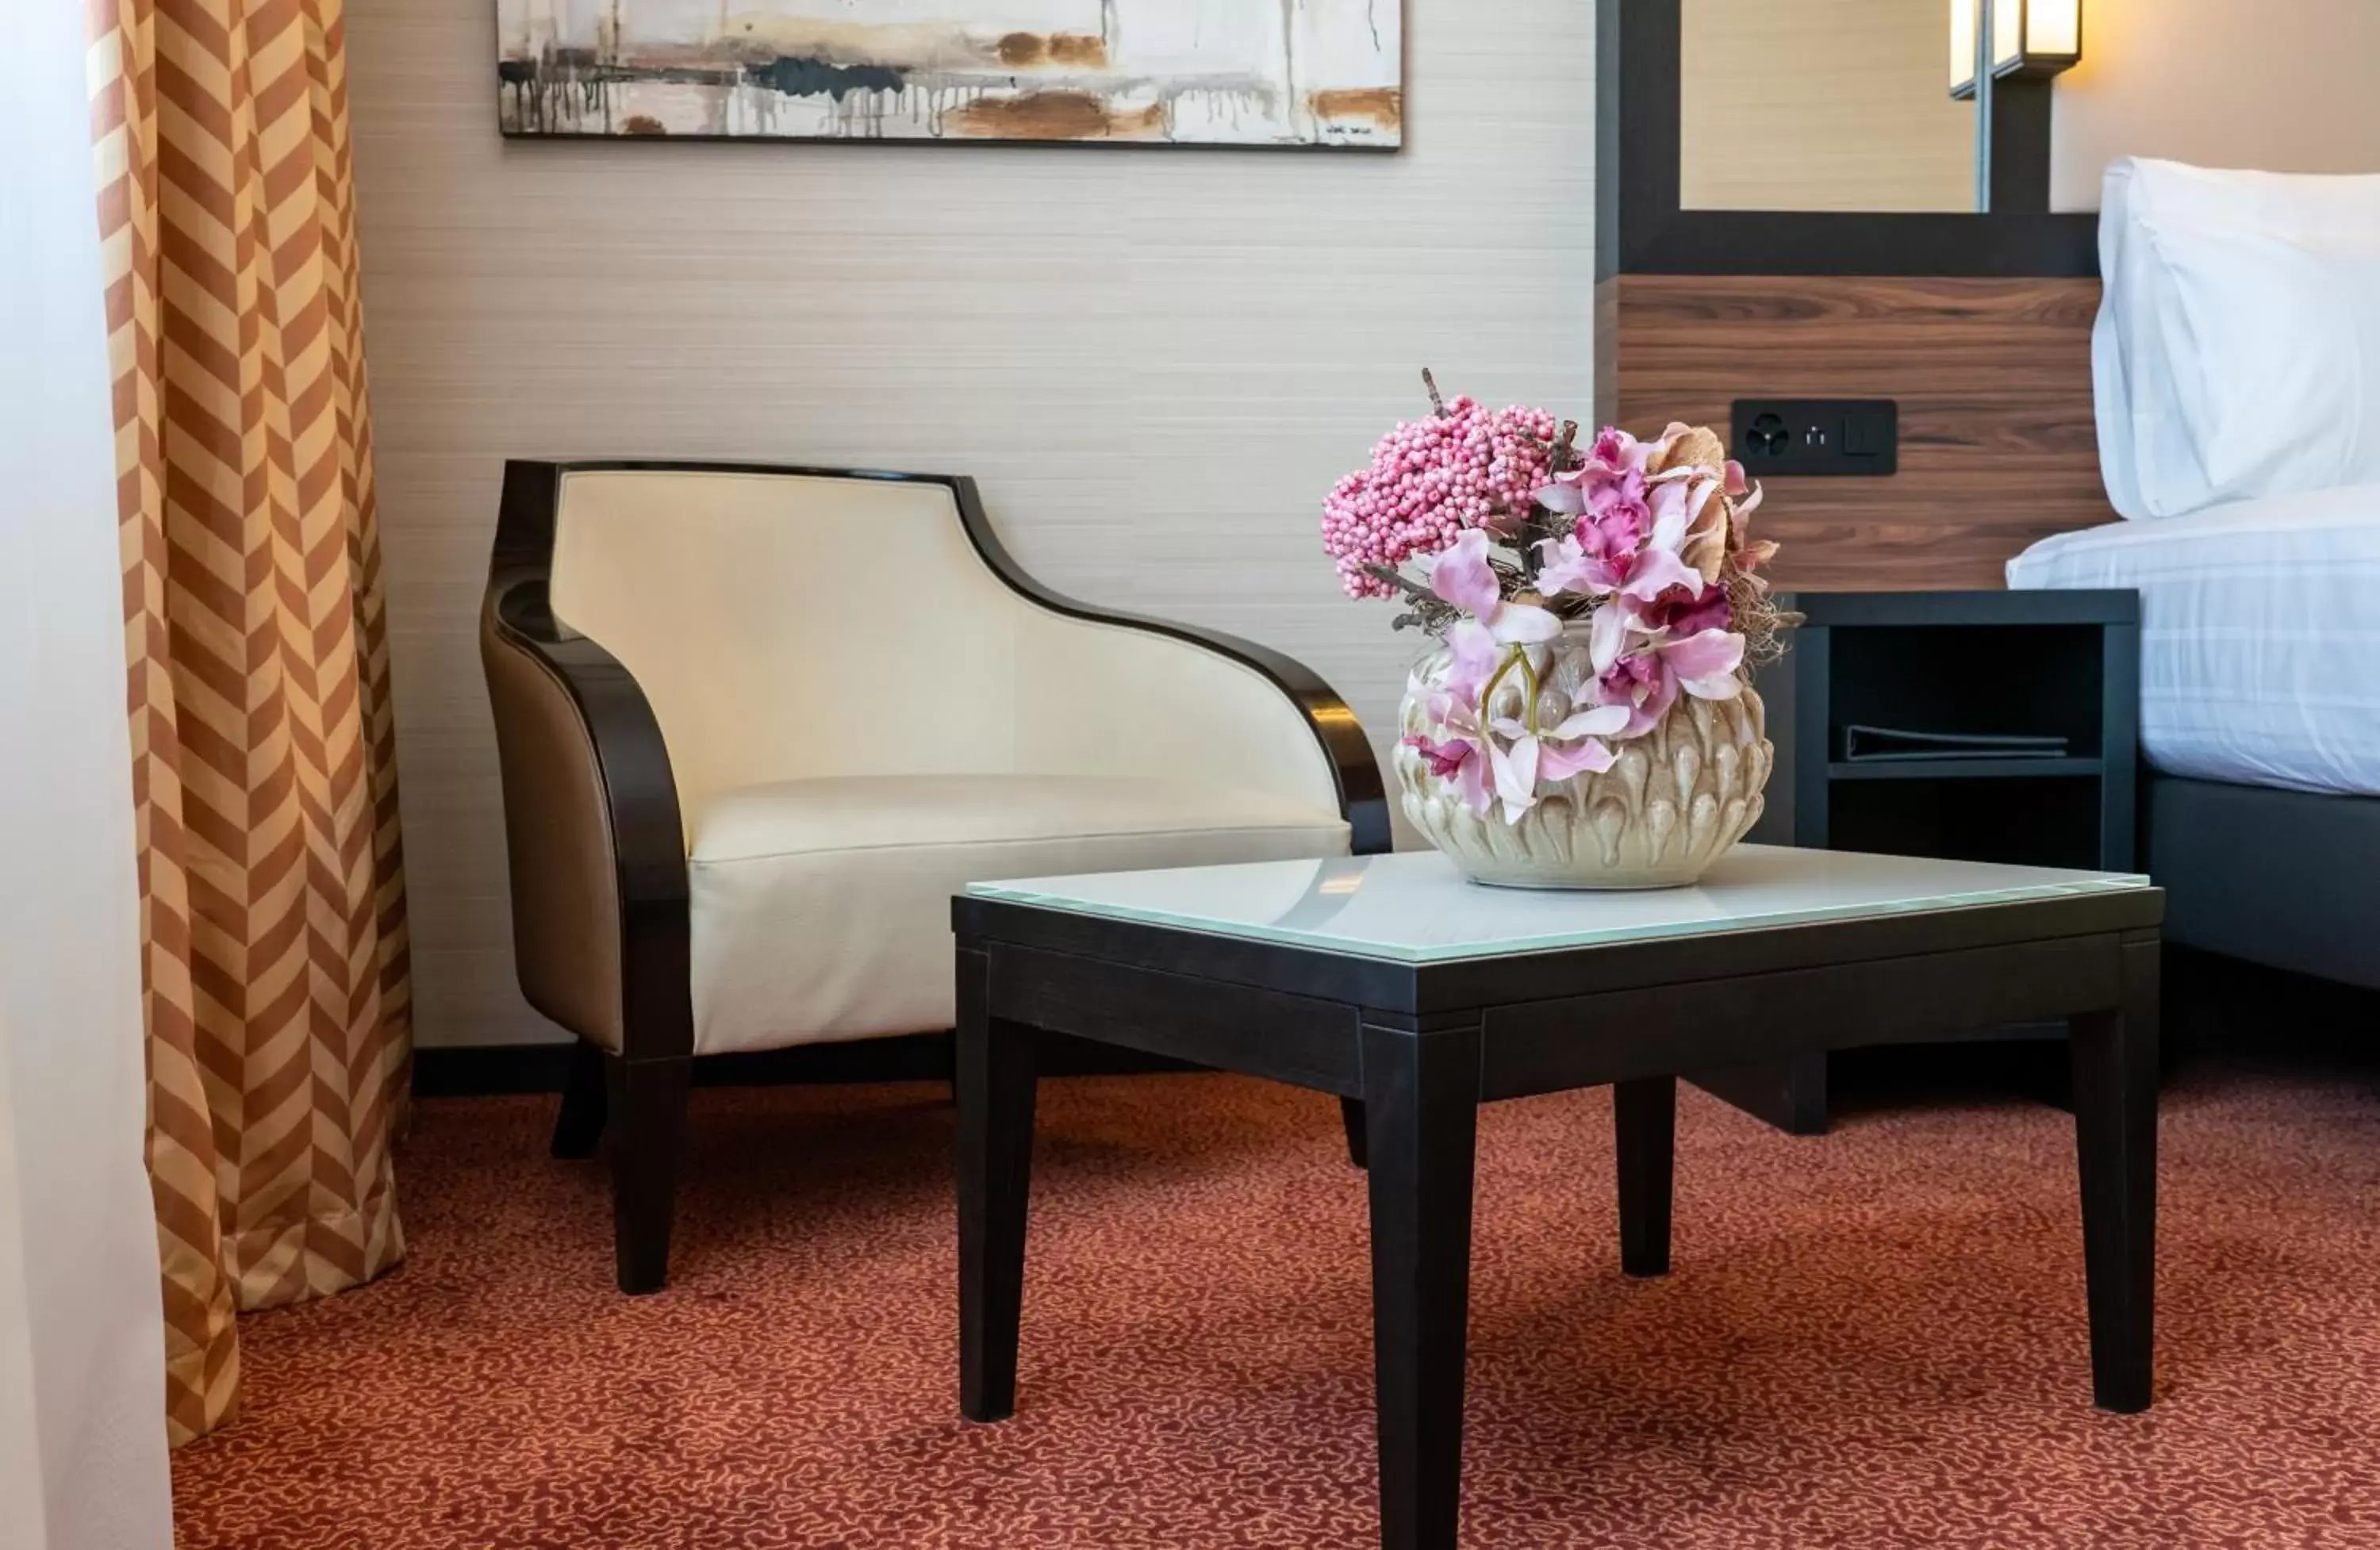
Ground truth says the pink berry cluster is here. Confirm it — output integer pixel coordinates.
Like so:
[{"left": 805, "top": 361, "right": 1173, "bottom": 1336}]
[{"left": 1322, "top": 397, "right": 1560, "bottom": 599}]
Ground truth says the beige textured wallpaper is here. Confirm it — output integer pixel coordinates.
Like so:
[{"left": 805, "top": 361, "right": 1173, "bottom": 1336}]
[
  {"left": 2051, "top": 0, "right": 2380, "bottom": 211},
  {"left": 347, "top": 0, "right": 1599, "bottom": 1048}
]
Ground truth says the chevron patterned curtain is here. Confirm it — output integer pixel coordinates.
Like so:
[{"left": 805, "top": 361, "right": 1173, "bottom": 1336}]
[{"left": 86, "top": 0, "right": 412, "bottom": 1444}]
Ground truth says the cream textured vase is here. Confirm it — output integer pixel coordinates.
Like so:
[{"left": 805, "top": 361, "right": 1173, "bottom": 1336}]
[{"left": 1395, "top": 633, "right": 1774, "bottom": 890}]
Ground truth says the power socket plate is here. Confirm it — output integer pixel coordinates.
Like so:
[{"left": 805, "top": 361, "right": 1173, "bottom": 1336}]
[{"left": 1731, "top": 398, "right": 1898, "bottom": 477}]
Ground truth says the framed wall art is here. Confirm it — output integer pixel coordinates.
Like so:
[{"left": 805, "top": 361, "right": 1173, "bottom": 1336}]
[{"left": 497, "top": 2, "right": 1403, "bottom": 148}]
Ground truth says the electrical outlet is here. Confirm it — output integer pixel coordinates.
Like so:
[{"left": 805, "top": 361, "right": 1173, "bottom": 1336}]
[{"left": 1730, "top": 399, "right": 1898, "bottom": 476}]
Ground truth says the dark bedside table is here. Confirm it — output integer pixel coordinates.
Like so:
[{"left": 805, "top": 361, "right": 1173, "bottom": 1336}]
[{"left": 1700, "top": 588, "right": 2143, "bottom": 1134}]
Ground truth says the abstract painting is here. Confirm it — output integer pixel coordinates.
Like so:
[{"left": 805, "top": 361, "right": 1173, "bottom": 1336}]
[{"left": 497, "top": 2, "right": 1403, "bottom": 148}]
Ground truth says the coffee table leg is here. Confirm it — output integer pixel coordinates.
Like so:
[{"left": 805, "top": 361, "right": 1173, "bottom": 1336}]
[
  {"left": 958, "top": 946, "right": 1038, "bottom": 1423},
  {"left": 1361, "top": 1021, "right": 1481, "bottom": 1550},
  {"left": 1614, "top": 1076, "right": 1676, "bottom": 1278},
  {"left": 1341, "top": 1096, "right": 1369, "bottom": 1168},
  {"left": 2070, "top": 937, "right": 2159, "bottom": 1414}
]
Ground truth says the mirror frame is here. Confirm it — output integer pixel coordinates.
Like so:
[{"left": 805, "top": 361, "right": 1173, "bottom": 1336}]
[{"left": 1598, "top": 0, "right": 2098, "bottom": 278}]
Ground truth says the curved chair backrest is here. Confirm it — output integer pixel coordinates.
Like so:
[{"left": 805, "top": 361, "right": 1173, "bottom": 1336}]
[{"left": 539, "top": 464, "right": 1341, "bottom": 830}]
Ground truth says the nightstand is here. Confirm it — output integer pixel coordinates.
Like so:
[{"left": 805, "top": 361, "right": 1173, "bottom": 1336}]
[{"left": 1694, "top": 589, "right": 2141, "bottom": 1134}]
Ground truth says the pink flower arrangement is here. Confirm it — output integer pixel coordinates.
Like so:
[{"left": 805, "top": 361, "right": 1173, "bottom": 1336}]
[
  {"left": 1323, "top": 373, "right": 1789, "bottom": 823},
  {"left": 1322, "top": 396, "right": 1560, "bottom": 599}
]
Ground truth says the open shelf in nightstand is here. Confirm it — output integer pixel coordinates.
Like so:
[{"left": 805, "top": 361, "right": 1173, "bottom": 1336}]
[
  {"left": 1701, "top": 587, "right": 2141, "bottom": 1136},
  {"left": 1825, "top": 757, "right": 2106, "bottom": 782}
]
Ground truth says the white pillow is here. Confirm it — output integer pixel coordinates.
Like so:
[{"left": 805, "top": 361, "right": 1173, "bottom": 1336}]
[{"left": 2095, "top": 158, "right": 2380, "bottom": 520}]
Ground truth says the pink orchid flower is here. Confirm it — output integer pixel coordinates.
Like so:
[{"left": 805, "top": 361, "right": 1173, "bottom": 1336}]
[
  {"left": 1402, "top": 733, "right": 1497, "bottom": 816},
  {"left": 1598, "top": 649, "right": 1680, "bottom": 739},
  {"left": 1619, "top": 547, "right": 1705, "bottom": 605},
  {"left": 1595, "top": 629, "right": 1748, "bottom": 737},
  {"left": 1537, "top": 492, "right": 1695, "bottom": 604},
  {"left": 1534, "top": 471, "right": 1591, "bottom": 517},
  {"left": 1411, "top": 696, "right": 1499, "bottom": 816},
  {"left": 1661, "top": 627, "right": 1749, "bottom": 700},
  {"left": 1645, "top": 473, "right": 1720, "bottom": 555},
  {"left": 1591, "top": 477, "right": 1653, "bottom": 547},
  {"left": 1534, "top": 447, "right": 1652, "bottom": 522},
  {"left": 1573, "top": 547, "right": 1709, "bottom": 675},
  {"left": 1634, "top": 583, "right": 1733, "bottom": 640},
  {"left": 1427, "top": 530, "right": 1561, "bottom": 643},
  {"left": 1486, "top": 697, "right": 1632, "bottom": 820},
  {"left": 1592, "top": 427, "right": 1649, "bottom": 472},
  {"left": 1534, "top": 531, "right": 1618, "bottom": 600},
  {"left": 1440, "top": 620, "right": 1499, "bottom": 708},
  {"left": 1406, "top": 734, "right": 1473, "bottom": 780},
  {"left": 1425, "top": 528, "right": 1562, "bottom": 715},
  {"left": 1418, "top": 628, "right": 1633, "bottom": 823},
  {"left": 1487, "top": 734, "right": 1541, "bottom": 818}
]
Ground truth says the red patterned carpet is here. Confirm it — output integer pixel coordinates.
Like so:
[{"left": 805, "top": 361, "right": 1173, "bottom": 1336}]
[{"left": 172, "top": 1061, "right": 2380, "bottom": 1548}]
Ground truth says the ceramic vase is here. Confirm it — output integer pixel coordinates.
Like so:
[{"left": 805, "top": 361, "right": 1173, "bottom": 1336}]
[{"left": 1395, "top": 628, "right": 1774, "bottom": 889}]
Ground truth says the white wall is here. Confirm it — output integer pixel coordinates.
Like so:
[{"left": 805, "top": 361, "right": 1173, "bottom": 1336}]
[
  {"left": 2053, "top": 0, "right": 2380, "bottom": 210},
  {"left": 348, "top": 0, "right": 1600, "bottom": 1048},
  {"left": 0, "top": 0, "right": 178, "bottom": 1544}
]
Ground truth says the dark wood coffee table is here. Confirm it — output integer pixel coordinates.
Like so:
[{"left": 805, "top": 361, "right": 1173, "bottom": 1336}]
[{"left": 953, "top": 846, "right": 2162, "bottom": 1550}]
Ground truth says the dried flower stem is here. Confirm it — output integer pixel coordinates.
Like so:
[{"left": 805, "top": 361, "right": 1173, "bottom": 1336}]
[
  {"left": 1361, "top": 562, "right": 1461, "bottom": 635},
  {"left": 1421, "top": 366, "right": 1449, "bottom": 418},
  {"left": 1731, "top": 583, "right": 1802, "bottom": 669},
  {"left": 1480, "top": 646, "right": 1541, "bottom": 736},
  {"left": 1549, "top": 420, "right": 1580, "bottom": 473}
]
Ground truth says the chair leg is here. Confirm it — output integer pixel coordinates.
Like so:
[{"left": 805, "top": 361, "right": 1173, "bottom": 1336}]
[
  {"left": 606, "top": 1053, "right": 692, "bottom": 1295},
  {"left": 550, "top": 1040, "right": 609, "bottom": 1159}
]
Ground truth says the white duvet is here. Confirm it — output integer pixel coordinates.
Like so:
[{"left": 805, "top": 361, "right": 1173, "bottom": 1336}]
[{"left": 2007, "top": 488, "right": 2380, "bottom": 796}]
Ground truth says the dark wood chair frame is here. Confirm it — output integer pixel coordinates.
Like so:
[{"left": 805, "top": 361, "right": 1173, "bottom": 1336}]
[{"left": 482, "top": 458, "right": 1392, "bottom": 1293}]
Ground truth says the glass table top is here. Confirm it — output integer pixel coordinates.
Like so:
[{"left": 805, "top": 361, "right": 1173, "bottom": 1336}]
[{"left": 966, "top": 846, "right": 2151, "bottom": 965}]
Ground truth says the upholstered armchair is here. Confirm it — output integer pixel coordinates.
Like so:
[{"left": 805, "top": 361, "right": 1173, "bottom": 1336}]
[{"left": 481, "top": 462, "right": 1388, "bottom": 1292}]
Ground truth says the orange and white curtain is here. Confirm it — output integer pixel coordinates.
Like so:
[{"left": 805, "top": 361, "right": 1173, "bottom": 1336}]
[{"left": 86, "top": 0, "right": 411, "bottom": 1444}]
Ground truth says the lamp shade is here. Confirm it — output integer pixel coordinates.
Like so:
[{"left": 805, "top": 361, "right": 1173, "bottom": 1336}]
[
  {"left": 1991, "top": 0, "right": 2083, "bottom": 81},
  {"left": 1949, "top": 0, "right": 1979, "bottom": 98}
]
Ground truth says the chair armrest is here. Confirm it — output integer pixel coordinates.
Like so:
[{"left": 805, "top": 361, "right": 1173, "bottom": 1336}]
[
  {"left": 969, "top": 520, "right": 1391, "bottom": 857},
  {"left": 482, "top": 573, "right": 693, "bottom": 1057}
]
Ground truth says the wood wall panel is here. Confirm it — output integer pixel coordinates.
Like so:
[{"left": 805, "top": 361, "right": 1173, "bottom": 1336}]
[{"left": 1617, "top": 274, "right": 2111, "bottom": 591}]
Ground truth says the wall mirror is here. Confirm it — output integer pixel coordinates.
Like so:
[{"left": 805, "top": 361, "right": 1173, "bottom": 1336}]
[
  {"left": 1679, "top": 0, "right": 1981, "bottom": 213},
  {"left": 1600, "top": 0, "right": 2096, "bottom": 277}
]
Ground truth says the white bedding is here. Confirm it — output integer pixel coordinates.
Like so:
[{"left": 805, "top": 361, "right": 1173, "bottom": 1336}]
[
  {"left": 2007, "top": 489, "right": 2380, "bottom": 796},
  {"left": 2094, "top": 159, "right": 2380, "bottom": 522}
]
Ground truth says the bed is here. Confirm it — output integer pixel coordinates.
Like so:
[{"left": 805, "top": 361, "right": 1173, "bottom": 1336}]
[
  {"left": 2009, "top": 157, "right": 2380, "bottom": 994},
  {"left": 2009, "top": 493, "right": 2380, "bottom": 989}
]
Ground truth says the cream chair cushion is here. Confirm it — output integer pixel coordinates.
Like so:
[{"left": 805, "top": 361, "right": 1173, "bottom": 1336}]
[
  {"left": 687, "top": 773, "right": 1348, "bottom": 1053},
  {"left": 548, "top": 470, "right": 1345, "bottom": 832}
]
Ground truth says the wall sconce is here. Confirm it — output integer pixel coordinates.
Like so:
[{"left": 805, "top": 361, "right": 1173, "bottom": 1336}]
[
  {"left": 1948, "top": 0, "right": 1979, "bottom": 99},
  {"left": 1990, "top": 0, "right": 2082, "bottom": 81},
  {"left": 1952, "top": 0, "right": 2080, "bottom": 99}
]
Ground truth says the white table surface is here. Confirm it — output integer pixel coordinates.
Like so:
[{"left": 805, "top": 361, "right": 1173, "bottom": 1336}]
[{"left": 965, "top": 845, "right": 2152, "bottom": 965}]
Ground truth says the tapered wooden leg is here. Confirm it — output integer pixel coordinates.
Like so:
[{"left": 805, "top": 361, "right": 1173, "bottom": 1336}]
[
  {"left": 1614, "top": 1076, "right": 1676, "bottom": 1279},
  {"left": 1362, "top": 1020, "right": 1481, "bottom": 1550},
  {"left": 1341, "top": 1095, "right": 1368, "bottom": 1168},
  {"left": 958, "top": 946, "right": 1039, "bottom": 1423},
  {"left": 2071, "top": 937, "right": 2159, "bottom": 1413},
  {"left": 606, "top": 1053, "right": 691, "bottom": 1295},
  {"left": 551, "top": 1039, "right": 609, "bottom": 1159}
]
